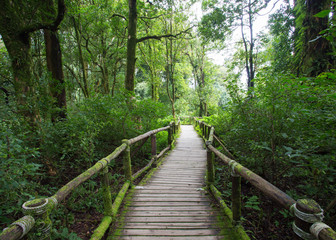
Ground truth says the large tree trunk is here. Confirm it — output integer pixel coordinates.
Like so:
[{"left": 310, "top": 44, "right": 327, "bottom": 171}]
[
  {"left": 302, "top": 0, "right": 332, "bottom": 76},
  {"left": 125, "top": 0, "right": 138, "bottom": 92},
  {"left": 2, "top": 33, "right": 36, "bottom": 120},
  {"left": 72, "top": 16, "right": 90, "bottom": 97},
  {"left": 44, "top": 29, "right": 67, "bottom": 121},
  {"left": 0, "top": 0, "right": 65, "bottom": 124}
]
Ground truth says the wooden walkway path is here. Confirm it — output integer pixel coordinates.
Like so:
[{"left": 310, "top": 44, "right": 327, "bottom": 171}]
[{"left": 111, "top": 125, "right": 240, "bottom": 240}]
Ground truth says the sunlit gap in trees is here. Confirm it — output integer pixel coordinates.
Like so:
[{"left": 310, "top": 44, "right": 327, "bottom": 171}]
[{"left": 190, "top": 0, "right": 294, "bottom": 91}]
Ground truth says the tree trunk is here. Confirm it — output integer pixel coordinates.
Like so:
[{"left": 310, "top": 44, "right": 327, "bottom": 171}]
[
  {"left": 102, "top": 63, "right": 109, "bottom": 94},
  {"left": 125, "top": 0, "right": 138, "bottom": 92},
  {"left": 1, "top": 33, "right": 36, "bottom": 121},
  {"left": 44, "top": 29, "right": 67, "bottom": 121},
  {"left": 72, "top": 16, "right": 90, "bottom": 97},
  {"left": 302, "top": 0, "right": 332, "bottom": 76}
]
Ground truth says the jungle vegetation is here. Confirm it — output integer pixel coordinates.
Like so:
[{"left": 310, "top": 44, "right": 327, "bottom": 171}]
[{"left": 0, "top": 0, "right": 335, "bottom": 239}]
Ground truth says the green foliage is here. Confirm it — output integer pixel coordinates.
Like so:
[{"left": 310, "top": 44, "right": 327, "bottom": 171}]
[
  {"left": 52, "top": 227, "right": 82, "bottom": 240},
  {"left": 38, "top": 94, "right": 170, "bottom": 180},
  {"left": 268, "top": 4, "right": 295, "bottom": 73},
  {"left": 0, "top": 103, "right": 44, "bottom": 227},
  {"left": 244, "top": 196, "right": 261, "bottom": 212},
  {"left": 207, "top": 70, "right": 336, "bottom": 227}
]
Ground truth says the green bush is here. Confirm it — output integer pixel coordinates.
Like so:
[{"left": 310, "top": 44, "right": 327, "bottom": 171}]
[
  {"left": 207, "top": 71, "right": 336, "bottom": 227},
  {"left": 0, "top": 104, "right": 44, "bottom": 227}
]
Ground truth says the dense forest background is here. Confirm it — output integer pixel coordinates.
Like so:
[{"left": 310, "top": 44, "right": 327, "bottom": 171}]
[{"left": 0, "top": 0, "right": 335, "bottom": 239}]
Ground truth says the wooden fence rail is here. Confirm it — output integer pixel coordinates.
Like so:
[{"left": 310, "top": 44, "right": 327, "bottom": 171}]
[
  {"left": 0, "top": 121, "right": 180, "bottom": 240},
  {"left": 195, "top": 119, "right": 336, "bottom": 240}
]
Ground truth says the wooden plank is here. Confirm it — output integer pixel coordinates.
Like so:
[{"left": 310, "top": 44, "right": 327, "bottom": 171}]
[
  {"left": 123, "top": 216, "right": 218, "bottom": 223},
  {"left": 120, "top": 229, "right": 220, "bottom": 236},
  {"left": 125, "top": 211, "right": 217, "bottom": 217},
  {"left": 130, "top": 201, "right": 211, "bottom": 206},
  {"left": 133, "top": 189, "right": 204, "bottom": 194},
  {"left": 131, "top": 197, "right": 210, "bottom": 202},
  {"left": 134, "top": 186, "right": 204, "bottom": 191},
  {"left": 117, "top": 236, "right": 222, "bottom": 240},
  {"left": 110, "top": 125, "right": 238, "bottom": 240},
  {"left": 127, "top": 206, "right": 213, "bottom": 211},
  {"left": 133, "top": 194, "right": 206, "bottom": 198},
  {"left": 121, "top": 222, "right": 216, "bottom": 229},
  {"left": 145, "top": 184, "right": 204, "bottom": 188}
]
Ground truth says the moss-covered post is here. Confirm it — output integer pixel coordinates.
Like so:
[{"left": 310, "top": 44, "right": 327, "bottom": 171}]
[
  {"left": 122, "top": 140, "right": 132, "bottom": 183},
  {"left": 231, "top": 169, "right": 241, "bottom": 225},
  {"left": 168, "top": 124, "right": 173, "bottom": 149},
  {"left": 206, "top": 126, "right": 210, "bottom": 139},
  {"left": 101, "top": 166, "right": 113, "bottom": 217},
  {"left": 151, "top": 134, "right": 157, "bottom": 166},
  {"left": 292, "top": 199, "right": 324, "bottom": 239},
  {"left": 22, "top": 197, "right": 57, "bottom": 239},
  {"left": 206, "top": 146, "right": 215, "bottom": 187},
  {"left": 173, "top": 121, "right": 176, "bottom": 135}
]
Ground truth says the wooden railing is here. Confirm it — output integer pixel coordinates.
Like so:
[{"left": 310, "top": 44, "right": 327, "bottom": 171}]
[
  {"left": 178, "top": 116, "right": 194, "bottom": 125},
  {"left": 0, "top": 121, "right": 180, "bottom": 240},
  {"left": 195, "top": 119, "right": 336, "bottom": 240}
]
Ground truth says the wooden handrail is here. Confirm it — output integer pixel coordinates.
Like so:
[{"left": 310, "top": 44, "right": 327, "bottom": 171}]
[
  {"left": 128, "top": 126, "right": 170, "bottom": 145},
  {"left": 54, "top": 143, "right": 127, "bottom": 203},
  {"left": 0, "top": 121, "right": 180, "bottom": 240},
  {"left": 195, "top": 119, "right": 336, "bottom": 240},
  {"left": 207, "top": 144, "right": 296, "bottom": 209}
]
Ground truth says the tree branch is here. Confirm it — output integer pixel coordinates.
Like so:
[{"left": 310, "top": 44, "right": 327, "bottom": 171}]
[
  {"left": 111, "top": 13, "right": 127, "bottom": 20},
  {"left": 137, "top": 26, "right": 193, "bottom": 43},
  {"left": 21, "top": 0, "right": 65, "bottom": 33},
  {"left": 139, "top": 13, "right": 166, "bottom": 20}
]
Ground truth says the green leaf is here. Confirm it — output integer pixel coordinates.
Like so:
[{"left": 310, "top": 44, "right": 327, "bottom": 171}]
[{"left": 313, "top": 10, "right": 330, "bottom": 18}]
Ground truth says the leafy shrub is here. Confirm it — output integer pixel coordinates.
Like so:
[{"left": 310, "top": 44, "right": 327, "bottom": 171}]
[
  {"left": 0, "top": 104, "right": 44, "bottom": 227},
  {"left": 38, "top": 94, "right": 170, "bottom": 182},
  {"left": 207, "top": 71, "right": 336, "bottom": 227}
]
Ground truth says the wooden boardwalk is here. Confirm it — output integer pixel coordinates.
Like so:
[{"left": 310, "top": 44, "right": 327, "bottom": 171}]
[{"left": 111, "top": 125, "right": 240, "bottom": 240}]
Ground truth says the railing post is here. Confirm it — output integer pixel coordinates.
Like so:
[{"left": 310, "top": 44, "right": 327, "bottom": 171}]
[
  {"left": 231, "top": 168, "right": 241, "bottom": 225},
  {"left": 22, "top": 197, "right": 57, "bottom": 239},
  {"left": 168, "top": 124, "right": 173, "bottom": 149},
  {"left": 206, "top": 145, "right": 215, "bottom": 187},
  {"left": 292, "top": 199, "right": 324, "bottom": 240},
  {"left": 206, "top": 126, "right": 210, "bottom": 139},
  {"left": 101, "top": 166, "right": 113, "bottom": 217},
  {"left": 122, "top": 140, "right": 132, "bottom": 183},
  {"left": 151, "top": 134, "right": 157, "bottom": 166}
]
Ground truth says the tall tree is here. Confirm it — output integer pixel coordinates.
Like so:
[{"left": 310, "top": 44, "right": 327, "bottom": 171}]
[
  {"left": 125, "top": 0, "right": 138, "bottom": 93},
  {"left": 295, "top": 0, "right": 333, "bottom": 76},
  {"left": 186, "top": 41, "right": 207, "bottom": 116},
  {"left": 0, "top": 0, "right": 65, "bottom": 121},
  {"left": 124, "top": 0, "right": 192, "bottom": 95},
  {"left": 44, "top": 0, "right": 67, "bottom": 121},
  {"left": 200, "top": 0, "right": 269, "bottom": 90}
]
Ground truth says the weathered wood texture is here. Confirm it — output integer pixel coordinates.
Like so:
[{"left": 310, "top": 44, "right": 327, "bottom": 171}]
[{"left": 112, "top": 126, "right": 240, "bottom": 239}]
